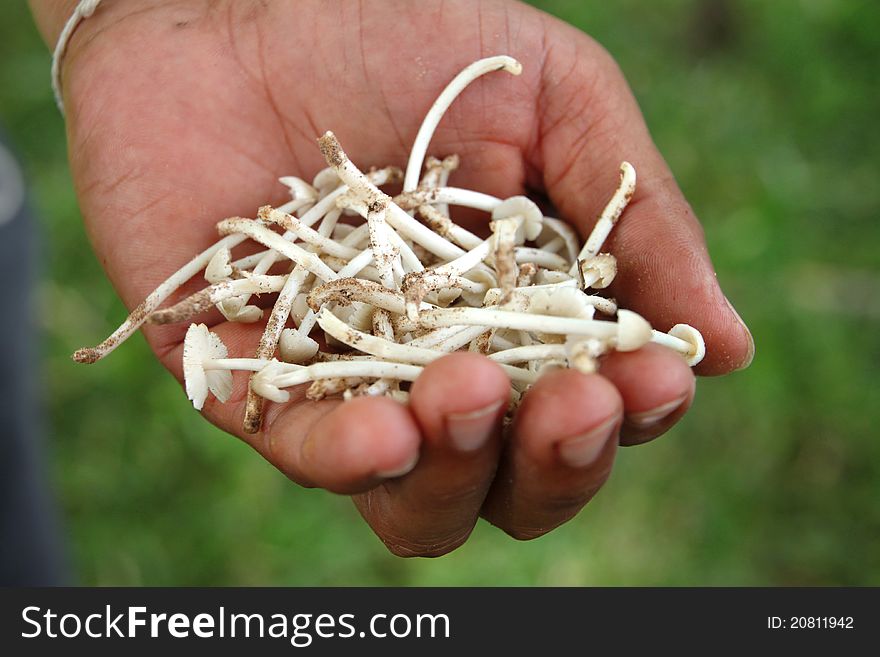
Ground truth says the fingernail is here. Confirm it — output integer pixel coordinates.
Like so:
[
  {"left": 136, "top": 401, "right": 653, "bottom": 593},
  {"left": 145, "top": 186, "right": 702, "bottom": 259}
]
[
  {"left": 377, "top": 452, "right": 420, "bottom": 479},
  {"left": 446, "top": 400, "right": 505, "bottom": 452},
  {"left": 725, "top": 296, "right": 755, "bottom": 371},
  {"left": 558, "top": 416, "right": 618, "bottom": 468},
  {"left": 627, "top": 394, "right": 688, "bottom": 429}
]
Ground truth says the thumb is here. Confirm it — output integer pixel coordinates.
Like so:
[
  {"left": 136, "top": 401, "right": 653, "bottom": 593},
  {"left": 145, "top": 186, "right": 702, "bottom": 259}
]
[{"left": 532, "top": 32, "right": 753, "bottom": 375}]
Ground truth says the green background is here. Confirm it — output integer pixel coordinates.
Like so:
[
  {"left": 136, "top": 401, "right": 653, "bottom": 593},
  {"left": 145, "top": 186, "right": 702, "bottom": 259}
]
[{"left": 1, "top": 0, "right": 877, "bottom": 585}]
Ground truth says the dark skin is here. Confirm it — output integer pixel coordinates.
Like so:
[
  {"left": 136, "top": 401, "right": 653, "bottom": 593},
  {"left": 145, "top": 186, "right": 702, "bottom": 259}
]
[{"left": 31, "top": 0, "right": 753, "bottom": 556}]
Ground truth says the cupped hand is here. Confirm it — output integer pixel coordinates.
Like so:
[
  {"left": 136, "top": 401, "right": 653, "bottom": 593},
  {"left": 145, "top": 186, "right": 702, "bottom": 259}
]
[{"left": 48, "top": 0, "right": 753, "bottom": 555}]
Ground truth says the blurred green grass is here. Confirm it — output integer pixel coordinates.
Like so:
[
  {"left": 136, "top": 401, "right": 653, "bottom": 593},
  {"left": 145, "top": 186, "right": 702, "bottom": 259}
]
[{"left": 1, "top": 0, "right": 878, "bottom": 585}]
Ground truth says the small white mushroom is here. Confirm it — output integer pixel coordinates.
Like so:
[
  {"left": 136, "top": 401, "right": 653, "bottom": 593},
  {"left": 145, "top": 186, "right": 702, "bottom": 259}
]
[
  {"left": 278, "top": 176, "right": 318, "bottom": 212},
  {"left": 205, "top": 247, "right": 234, "bottom": 283},
  {"left": 216, "top": 217, "right": 338, "bottom": 282},
  {"left": 535, "top": 269, "right": 575, "bottom": 286},
  {"left": 570, "top": 161, "right": 636, "bottom": 274},
  {"left": 579, "top": 254, "right": 617, "bottom": 289},
  {"left": 395, "top": 186, "right": 501, "bottom": 214},
  {"left": 279, "top": 328, "right": 320, "bottom": 363},
  {"left": 538, "top": 217, "right": 580, "bottom": 263},
  {"left": 204, "top": 247, "right": 263, "bottom": 323},
  {"left": 490, "top": 216, "right": 521, "bottom": 301},
  {"left": 252, "top": 360, "right": 426, "bottom": 404},
  {"left": 148, "top": 274, "right": 287, "bottom": 325},
  {"left": 404, "top": 55, "right": 522, "bottom": 191},
  {"left": 72, "top": 233, "right": 248, "bottom": 363},
  {"left": 242, "top": 267, "right": 312, "bottom": 433},
  {"left": 515, "top": 247, "right": 568, "bottom": 270},
  {"left": 259, "top": 206, "right": 361, "bottom": 260},
  {"left": 317, "top": 309, "right": 535, "bottom": 384},
  {"left": 312, "top": 167, "right": 343, "bottom": 197},
  {"left": 491, "top": 196, "right": 544, "bottom": 242},
  {"left": 183, "top": 323, "right": 257, "bottom": 410},
  {"left": 526, "top": 288, "right": 596, "bottom": 320},
  {"left": 407, "top": 306, "right": 652, "bottom": 352},
  {"left": 217, "top": 297, "right": 263, "bottom": 324},
  {"left": 320, "top": 132, "right": 465, "bottom": 263},
  {"left": 651, "top": 324, "right": 706, "bottom": 366},
  {"left": 564, "top": 337, "right": 609, "bottom": 374}
]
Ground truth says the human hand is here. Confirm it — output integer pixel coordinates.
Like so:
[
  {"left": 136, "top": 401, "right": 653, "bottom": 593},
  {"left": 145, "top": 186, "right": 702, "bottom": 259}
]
[{"left": 35, "top": 0, "right": 753, "bottom": 555}]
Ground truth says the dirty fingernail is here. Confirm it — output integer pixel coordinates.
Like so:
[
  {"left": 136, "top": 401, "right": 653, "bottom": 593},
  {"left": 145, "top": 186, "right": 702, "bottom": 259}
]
[
  {"left": 446, "top": 400, "right": 504, "bottom": 452},
  {"left": 627, "top": 395, "right": 688, "bottom": 429},
  {"left": 558, "top": 416, "right": 618, "bottom": 468}
]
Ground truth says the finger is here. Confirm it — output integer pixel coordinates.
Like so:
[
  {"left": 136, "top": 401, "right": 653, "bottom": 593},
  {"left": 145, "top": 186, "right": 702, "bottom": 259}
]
[
  {"left": 266, "top": 396, "right": 421, "bottom": 494},
  {"left": 154, "top": 323, "right": 420, "bottom": 494},
  {"left": 354, "top": 352, "right": 510, "bottom": 557},
  {"left": 598, "top": 343, "right": 696, "bottom": 445},
  {"left": 533, "top": 29, "right": 754, "bottom": 375},
  {"left": 481, "top": 369, "right": 622, "bottom": 540}
]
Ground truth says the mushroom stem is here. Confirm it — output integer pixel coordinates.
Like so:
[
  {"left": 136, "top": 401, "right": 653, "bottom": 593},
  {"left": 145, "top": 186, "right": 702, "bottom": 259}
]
[
  {"left": 365, "top": 198, "right": 398, "bottom": 289},
  {"left": 317, "top": 309, "right": 535, "bottom": 384},
  {"left": 403, "top": 55, "right": 522, "bottom": 191},
  {"left": 570, "top": 161, "right": 636, "bottom": 274},
  {"left": 203, "top": 358, "right": 269, "bottom": 371},
  {"left": 404, "top": 306, "right": 652, "bottom": 351},
  {"left": 515, "top": 247, "right": 569, "bottom": 270},
  {"left": 148, "top": 274, "right": 288, "bottom": 325},
  {"left": 243, "top": 266, "right": 312, "bottom": 433},
  {"left": 308, "top": 278, "right": 434, "bottom": 317},
  {"left": 319, "top": 132, "right": 465, "bottom": 261},
  {"left": 650, "top": 324, "right": 706, "bottom": 366},
  {"left": 254, "top": 360, "right": 426, "bottom": 403},
  {"left": 260, "top": 206, "right": 361, "bottom": 259},
  {"left": 72, "top": 234, "right": 246, "bottom": 363},
  {"left": 416, "top": 203, "right": 483, "bottom": 250},
  {"left": 419, "top": 154, "right": 459, "bottom": 217},
  {"left": 488, "top": 344, "right": 568, "bottom": 364},
  {"left": 217, "top": 217, "right": 338, "bottom": 281},
  {"left": 395, "top": 187, "right": 502, "bottom": 213}
]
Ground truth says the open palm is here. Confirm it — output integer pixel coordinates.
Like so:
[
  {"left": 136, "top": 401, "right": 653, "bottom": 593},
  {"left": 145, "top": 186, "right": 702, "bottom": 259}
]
[{"left": 53, "top": 0, "right": 752, "bottom": 555}]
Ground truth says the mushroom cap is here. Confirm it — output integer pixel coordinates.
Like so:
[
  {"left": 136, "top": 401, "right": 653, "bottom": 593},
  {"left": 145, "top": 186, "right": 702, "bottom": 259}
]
[
  {"left": 251, "top": 360, "right": 292, "bottom": 404},
  {"left": 182, "top": 323, "right": 233, "bottom": 410},
  {"left": 615, "top": 309, "right": 653, "bottom": 351},
  {"left": 348, "top": 302, "right": 375, "bottom": 333},
  {"left": 435, "top": 287, "right": 463, "bottom": 306},
  {"left": 279, "top": 328, "right": 320, "bottom": 363},
  {"left": 564, "top": 337, "right": 606, "bottom": 374},
  {"left": 205, "top": 247, "right": 233, "bottom": 283},
  {"left": 669, "top": 323, "right": 706, "bottom": 366},
  {"left": 483, "top": 288, "right": 530, "bottom": 311},
  {"left": 217, "top": 296, "right": 263, "bottom": 323},
  {"left": 461, "top": 268, "right": 498, "bottom": 306},
  {"left": 312, "top": 167, "right": 342, "bottom": 195},
  {"left": 491, "top": 196, "right": 544, "bottom": 242},
  {"left": 535, "top": 269, "right": 574, "bottom": 285},
  {"left": 291, "top": 293, "right": 311, "bottom": 322},
  {"left": 537, "top": 217, "right": 580, "bottom": 263},
  {"left": 494, "top": 55, "right": 523, "bottom": 76},
  {"left": 579, "top": 254, "right": 617, "bottom": 289},
  {"left": 527, "top": 288, "right": 595, "bottom": 319},
  {"left": 279, "top": 176, "right": 318, "bottom": 204}
]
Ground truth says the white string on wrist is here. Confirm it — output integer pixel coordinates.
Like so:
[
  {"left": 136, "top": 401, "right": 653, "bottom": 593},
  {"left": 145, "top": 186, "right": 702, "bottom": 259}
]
[{"left": 51, "top": 0, "right": 104, "bottom": 115}]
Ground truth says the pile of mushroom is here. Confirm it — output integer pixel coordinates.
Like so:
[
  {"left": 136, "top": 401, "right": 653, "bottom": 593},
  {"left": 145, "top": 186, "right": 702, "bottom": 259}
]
[{"left": 72, "top": 55, "right": 705, "bottom": 434}]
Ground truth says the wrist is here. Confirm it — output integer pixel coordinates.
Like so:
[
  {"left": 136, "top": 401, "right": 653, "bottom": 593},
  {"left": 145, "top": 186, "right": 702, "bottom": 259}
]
[
  {"left": 28, "top": 0, "right": 82, "bottom": 45},
  {"left": 31, "top": 0, "right": 176, "bottom": 115}
]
